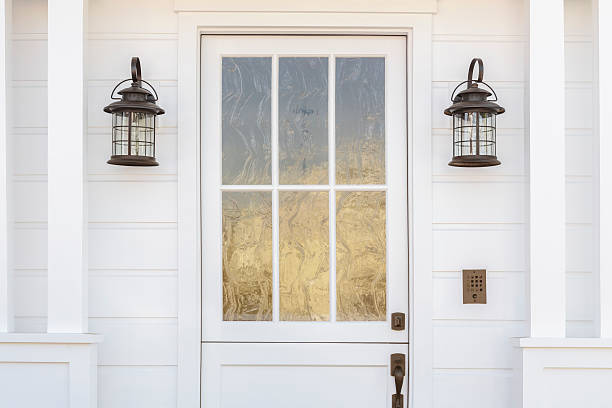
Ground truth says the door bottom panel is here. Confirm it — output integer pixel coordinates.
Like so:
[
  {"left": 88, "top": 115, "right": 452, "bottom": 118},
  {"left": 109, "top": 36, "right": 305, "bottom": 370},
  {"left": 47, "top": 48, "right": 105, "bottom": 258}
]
[{"left": 202, "top": 343, "right": 409, "bottom": 408}]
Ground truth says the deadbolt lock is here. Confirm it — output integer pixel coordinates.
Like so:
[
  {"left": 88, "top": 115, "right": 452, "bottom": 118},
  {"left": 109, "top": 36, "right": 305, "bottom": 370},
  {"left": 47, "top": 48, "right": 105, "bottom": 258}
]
[{"left": 391, "top": 312, "right": 406, "bottom": 331}]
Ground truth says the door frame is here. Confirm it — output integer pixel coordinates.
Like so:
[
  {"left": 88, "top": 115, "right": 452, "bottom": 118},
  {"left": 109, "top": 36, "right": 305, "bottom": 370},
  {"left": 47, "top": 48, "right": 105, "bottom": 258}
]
[{"left": 177, "top": 12, "right": 433, "bottom": 408}]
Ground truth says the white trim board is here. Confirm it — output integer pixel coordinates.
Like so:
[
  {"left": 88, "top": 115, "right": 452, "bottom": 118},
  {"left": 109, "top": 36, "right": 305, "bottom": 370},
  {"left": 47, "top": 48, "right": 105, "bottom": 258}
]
[
  {"left": 174, "top": 0, "right": 437, "bottom": 13},
  {"left": 177, "top": 12, "right": 433, "bottom": 408}
]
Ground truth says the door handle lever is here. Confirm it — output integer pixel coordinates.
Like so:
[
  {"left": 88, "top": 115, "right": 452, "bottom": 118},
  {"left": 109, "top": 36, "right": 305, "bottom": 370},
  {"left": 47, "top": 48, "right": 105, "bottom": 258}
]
[
  {"left": 390, "top": 353, "right": 406, "bottom": 408},
  {"left": 394, "top": 365, "right": 404, "bottom": 395}
]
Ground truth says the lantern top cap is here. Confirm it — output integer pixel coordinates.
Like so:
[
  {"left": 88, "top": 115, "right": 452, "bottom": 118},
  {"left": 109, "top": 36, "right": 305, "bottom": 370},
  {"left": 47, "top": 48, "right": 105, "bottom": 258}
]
[
  {"left": 103, "top": 57, "right": 165, "bottom": 115},
  {"left": 444, "top": 57, "right": 505, "bottom": 116}
]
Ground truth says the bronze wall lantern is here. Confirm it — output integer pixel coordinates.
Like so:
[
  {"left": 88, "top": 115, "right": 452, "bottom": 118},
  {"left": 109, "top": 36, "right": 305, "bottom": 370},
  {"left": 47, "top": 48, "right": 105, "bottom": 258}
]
[
  {"left": 444, "top": 58, "right": 505, "bottom": 167},
  {"left": 104, "top": 57, "right": 164, "bottom": 166}
]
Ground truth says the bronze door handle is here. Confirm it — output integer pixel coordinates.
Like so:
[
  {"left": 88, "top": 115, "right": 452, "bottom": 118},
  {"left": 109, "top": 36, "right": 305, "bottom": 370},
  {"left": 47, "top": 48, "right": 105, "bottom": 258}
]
[{"left": 390, "top": 353, "right": 406, "bottom": 407}]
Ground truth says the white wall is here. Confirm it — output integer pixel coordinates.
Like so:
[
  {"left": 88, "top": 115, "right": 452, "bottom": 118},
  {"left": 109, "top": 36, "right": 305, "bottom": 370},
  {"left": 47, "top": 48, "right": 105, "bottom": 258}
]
[
  {"left": 431, "top": 1, "right": 595, "bottom": 407},
  {"left": 432, "top": 1, "right": 529, "bottom": 406},
  {"left": 7, "top": 0, "right": 595, "bottom": 407},
  {"left": 11, "top": 0, "right": 179, "bottom": 406}
]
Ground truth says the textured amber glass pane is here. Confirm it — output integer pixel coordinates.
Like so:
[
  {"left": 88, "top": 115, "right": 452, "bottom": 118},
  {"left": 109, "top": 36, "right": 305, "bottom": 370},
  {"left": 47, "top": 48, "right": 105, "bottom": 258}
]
[
  {"left": 336, "top": 191, "right": 386, "bottom": 321},
  {"left": 279, "top": 191, "right": 330, "bottom": 321},
  {"left": 222, "top": 192, "right": 273, "bottom": 321},
  {"left": 222, "top": 57, "right": 272, "bottom": 185},
  {"left": 279, "top": 57, "right": 328, "bottom": 184},
  {"left": 335, "top": 58, "right": 385, "bottom": 184}
]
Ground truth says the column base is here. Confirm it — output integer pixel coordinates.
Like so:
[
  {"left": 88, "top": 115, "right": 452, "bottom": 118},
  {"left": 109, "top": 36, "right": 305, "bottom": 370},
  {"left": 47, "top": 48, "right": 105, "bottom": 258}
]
[
  {"left": 519, "top": 337, "right": 612, "bottom": 408},
  {"left": 0, "top": 333, "right": 102, "bottom": 408}
]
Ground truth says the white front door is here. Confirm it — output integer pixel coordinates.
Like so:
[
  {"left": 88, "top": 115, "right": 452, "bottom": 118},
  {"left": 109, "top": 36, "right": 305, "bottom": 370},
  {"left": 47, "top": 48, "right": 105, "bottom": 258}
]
[{"left": 201, "top": 35, "right": 408, "bottom": 407}]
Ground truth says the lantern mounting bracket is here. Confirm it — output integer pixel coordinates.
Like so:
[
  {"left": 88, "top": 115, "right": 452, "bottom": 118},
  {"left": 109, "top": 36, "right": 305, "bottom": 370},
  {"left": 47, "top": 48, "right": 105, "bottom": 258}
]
[
  {"left": 449, "top": 57, "right": 498, "bottom": 103},
  {"left": 467, "top": 57, "right": 484, "bottom": 87},
  {"left": 131, "top": 56, "right": 142, "bottom": 83}
]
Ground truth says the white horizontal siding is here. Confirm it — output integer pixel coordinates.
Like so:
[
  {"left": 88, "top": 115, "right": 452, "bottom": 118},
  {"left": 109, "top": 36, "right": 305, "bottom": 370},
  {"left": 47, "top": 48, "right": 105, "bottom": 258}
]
[
  {"left": 10, "top": 0, "right": 180, "bottom": 406},
  {"left": 7, "top": 0, "right": 597, "bottom": 406}
]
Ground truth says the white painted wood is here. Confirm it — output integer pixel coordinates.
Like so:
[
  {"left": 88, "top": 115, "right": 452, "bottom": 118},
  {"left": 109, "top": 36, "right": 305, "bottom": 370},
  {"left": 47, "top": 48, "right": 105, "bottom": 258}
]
[
  {"left": 47, "top": 0, "right": 88, "bottom": 333},
  {"left": 434, "top": 369, "right": 514, "bottom": 408},
  {"left": 12, "top": 85, "right": 47, "bottom": 128},
  {"left": 433, "top": 182, "right": 525, "bottom": 223},
  {"left": 0, "top": 334, "right": 101, "bottom": 408},
  {"left": 176, "top": 13, "right": 202, "bottom": 408},
  {"left": 99, "top": 366, "right": 177, "bottom": 408},
  {"left": 566, "top": 272, "right": 594, "bottom": 322},
  {"left": 434, "top": 0, "right": 525, "bottom": 36},
  {"left": 0, "top": 0, "right": 12, "bottom": 333},
  {"left": 432, "top": 42, "right": 526, "bottom": 82},
  {"left": 89, "top": 274, "right": 177, "bottom": 318},
  {"left": 201, "top": 35, "right": 408, "bottom": 343},
  {"left": 90, "top": 318, "right": 177, "bottom": 365},
  {"left": 89, "top": 0, "right": 177, "bottom": 34},
  {"left": 567, "top": 224, "right": 593, "bottom": 272},
  {"left": 433, "top": 321, "right": 527, "bottom": 368},
  {"left": 88, "top": 182, "right": 177, "bottom": 223},
  {"left": 88, "top": 228, "right": 177, "bottom": 269},
  {"left": 202, "top": 343, "right": 408, "bottom": 408},
  {"left": 528, "top": 0, "right": 566, "bottom": 338},
  {"left": 593, "top": 0, "right": 612, "bottom": 337},
  {"left": 1, "top": 362, "right": 69, "bottom": 407},
  {"left": 521, "top": 340, "right": 612, "bottom": 407},
  {"left": 593, "top": 0, "right": 612, "bottom": 338},
  {"left": 175, "top": 0, "right": 437, "bottom": 13},
  {"left": 433, "top": 226, "right": 527, "bottom": 272},
  {"left": 178, "top": 12, "right": 434, "bottom": 408}
]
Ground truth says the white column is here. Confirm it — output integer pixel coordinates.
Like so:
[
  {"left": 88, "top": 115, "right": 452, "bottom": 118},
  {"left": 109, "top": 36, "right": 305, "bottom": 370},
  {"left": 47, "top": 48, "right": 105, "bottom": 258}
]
[
  {"left": 594, "top": 0, "right": 612, "bottom": 338},
  {"left": 47, "top": 0, "right": 88, "bottom": 333},
  {"left": 528, "top": 0, "right": 566, "bottom": 338},
  {"left": 0, "top": 0, "right": 12, "bottom": 333}
]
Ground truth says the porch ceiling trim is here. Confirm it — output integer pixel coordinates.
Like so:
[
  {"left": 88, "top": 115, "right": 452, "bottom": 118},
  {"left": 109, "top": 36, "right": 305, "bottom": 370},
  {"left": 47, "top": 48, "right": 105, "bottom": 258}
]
[{"left": 174, "top": 0, "right": 438, "bottom": 14}]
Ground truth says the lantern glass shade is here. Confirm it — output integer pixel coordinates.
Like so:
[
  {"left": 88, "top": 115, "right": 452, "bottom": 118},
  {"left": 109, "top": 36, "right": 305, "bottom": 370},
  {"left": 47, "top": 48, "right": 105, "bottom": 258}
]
[
  {"left": 111, "top": 111, "right": 156, "bottom": 158},
  {"left": 452, "top": 111, "right": 496, "bottom": 158}
]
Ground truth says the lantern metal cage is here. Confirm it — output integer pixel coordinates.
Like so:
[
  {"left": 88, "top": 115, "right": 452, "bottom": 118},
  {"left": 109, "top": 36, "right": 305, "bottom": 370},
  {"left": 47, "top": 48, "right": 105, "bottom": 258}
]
[
  {"left": 444, "top": 58, "right": 505, "bottom": 167},
  {"left": 104, "top": 57, "right": 164, "bottom": 166}
]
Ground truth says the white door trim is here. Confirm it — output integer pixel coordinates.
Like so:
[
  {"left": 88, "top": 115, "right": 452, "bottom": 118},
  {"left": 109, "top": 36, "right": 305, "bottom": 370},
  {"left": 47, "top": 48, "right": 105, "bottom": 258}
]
[{"left": 177, "top": 12, "right": 433, "bottom": 408}]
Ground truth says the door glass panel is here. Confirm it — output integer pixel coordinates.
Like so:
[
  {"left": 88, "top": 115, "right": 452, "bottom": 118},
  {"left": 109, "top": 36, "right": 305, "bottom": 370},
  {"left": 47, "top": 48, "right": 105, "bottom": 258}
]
[
  {"left": 218, "top": 55, "right": 389, "bottom": 324},
  {"left": 222, "top": 57, "right": 272, "bottom": 185},
  {"left": 336, "top": 191, "right": 386, "bottom": 321},
  {"left": 222, "top": 192, "right": 273, "bottom": 321},
  {"left": 335, "top": 58, "right": 385, "bottom": 185},
  {"left": 279, "top": 191, "right": 330, "bottom": 321},
  {"left": 279, "top": 57, "right": 329, "bottom": 185}
]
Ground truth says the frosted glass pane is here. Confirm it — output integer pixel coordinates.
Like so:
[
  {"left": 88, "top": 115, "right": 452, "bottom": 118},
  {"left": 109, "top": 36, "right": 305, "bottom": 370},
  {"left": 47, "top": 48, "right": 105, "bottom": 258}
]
[
  {"left": 335, "top": 58, "right": 385, "bottom": 185},
  {"left": 336, "top": 191, "right": 386, "bottom": 321},
  {"left": 279, "top": 57, "right": 329, "bottom": 184},
  {"left": 222, "top": 192, "right": 273, "bottom": 321},
  {"left": 222, "top": 57, "right": 272, "bottom": 185},
  {"left": 279, "top": 191, "right": 330, "bottom": 321}
]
